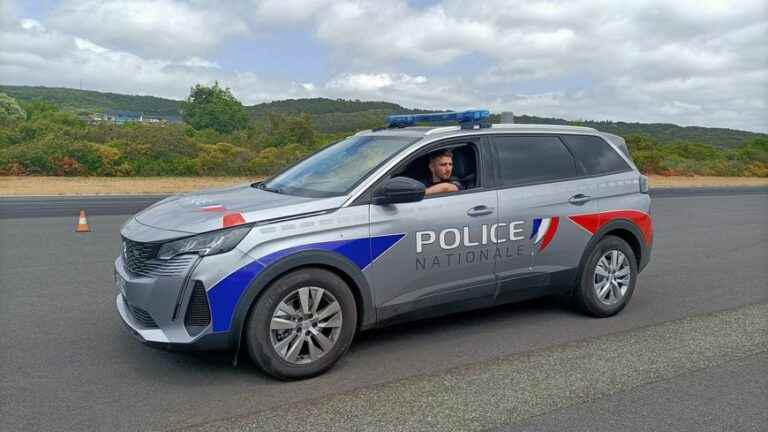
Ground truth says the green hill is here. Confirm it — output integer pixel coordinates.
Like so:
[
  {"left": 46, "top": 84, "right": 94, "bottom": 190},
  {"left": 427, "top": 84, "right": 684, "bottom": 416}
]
[
  {"left": 2, "top": 85, "right": 765, "bottom": 147},
  {"left": 0, "top": 85, "right": 182, "bottom": 117},
  {"left": 508, "top": 115, "right": 763, "bottom": 149},
  {"left": 246, "top": 98, "right": 436, "bottom": 133}
]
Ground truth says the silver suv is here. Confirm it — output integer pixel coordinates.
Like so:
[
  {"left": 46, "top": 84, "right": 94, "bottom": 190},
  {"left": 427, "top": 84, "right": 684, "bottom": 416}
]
[{"left": 115, "top": 110, "right": 652, "bottom": 379}]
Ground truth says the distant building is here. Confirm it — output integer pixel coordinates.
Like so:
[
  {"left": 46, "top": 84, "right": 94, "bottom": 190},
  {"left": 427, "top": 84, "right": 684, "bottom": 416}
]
[
  {"left": 87, "top": 111, "right": 174, "bottom": 125},
  {"left": 141, "top": 115, "right": 168, "bottom": 124},
  {"left": 104, "top": 110, "right": 142, "bottom": 125}
]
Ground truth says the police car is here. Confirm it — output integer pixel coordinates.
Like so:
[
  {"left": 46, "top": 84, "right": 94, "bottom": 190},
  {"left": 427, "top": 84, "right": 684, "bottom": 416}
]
[{"left": 115, "top": 110, "right": 652, "bottom": 379}]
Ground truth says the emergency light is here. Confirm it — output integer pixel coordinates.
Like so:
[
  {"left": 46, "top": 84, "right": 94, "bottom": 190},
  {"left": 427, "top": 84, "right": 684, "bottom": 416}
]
[{"left": 386, "top": 109, "right": 490, "bottom": 129}]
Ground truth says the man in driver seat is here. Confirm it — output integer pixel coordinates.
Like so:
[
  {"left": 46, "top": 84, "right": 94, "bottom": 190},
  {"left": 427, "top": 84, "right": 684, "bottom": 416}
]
[{"left": 421, "top": 149, "right": 464, "bottom": 195}]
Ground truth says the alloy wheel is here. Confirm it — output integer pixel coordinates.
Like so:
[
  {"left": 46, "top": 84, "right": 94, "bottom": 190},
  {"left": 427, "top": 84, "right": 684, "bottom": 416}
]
[
  {"left": 593, "top": 250, "right": 631, "bottom": 306},
  {"left": 269, "top": 287, "right": 343, "bottom": 365}
]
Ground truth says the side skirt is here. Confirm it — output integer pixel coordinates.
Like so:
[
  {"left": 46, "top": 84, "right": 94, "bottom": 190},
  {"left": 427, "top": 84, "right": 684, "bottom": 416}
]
[{"left": 375, "top": 269, "right": 577, "bottom": 329}]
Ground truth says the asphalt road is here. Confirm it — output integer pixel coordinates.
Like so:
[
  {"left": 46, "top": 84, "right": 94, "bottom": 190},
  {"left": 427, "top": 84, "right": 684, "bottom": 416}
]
[{"left": 0, "top": 193, "right": 766, "bottom": 431}]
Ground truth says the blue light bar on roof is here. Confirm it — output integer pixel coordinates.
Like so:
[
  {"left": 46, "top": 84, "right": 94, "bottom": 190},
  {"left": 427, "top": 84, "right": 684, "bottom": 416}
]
[{"left": 386, "top": 109, "right": 490, "bottom": 129}]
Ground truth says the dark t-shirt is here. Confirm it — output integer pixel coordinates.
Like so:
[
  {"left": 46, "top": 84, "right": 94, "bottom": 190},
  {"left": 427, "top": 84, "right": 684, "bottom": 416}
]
[{"left": 419, "top": 175, "right": 464, "bottom": 191}]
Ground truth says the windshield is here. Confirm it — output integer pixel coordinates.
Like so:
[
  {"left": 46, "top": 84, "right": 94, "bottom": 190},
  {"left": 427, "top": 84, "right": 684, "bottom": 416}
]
[{"left": 263, "top": 135, "right": 417, "bottom": 198}]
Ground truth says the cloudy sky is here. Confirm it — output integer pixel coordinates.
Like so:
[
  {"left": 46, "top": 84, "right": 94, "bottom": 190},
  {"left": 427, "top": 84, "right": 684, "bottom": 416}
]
[{"left": 1, "top": 0, "right": 766, "bottom": 131}]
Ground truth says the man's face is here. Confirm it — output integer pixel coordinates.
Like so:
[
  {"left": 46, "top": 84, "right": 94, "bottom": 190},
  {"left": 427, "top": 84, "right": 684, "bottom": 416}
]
[{"left": 429, "top": 155, "right": 453, "bottom": 181}]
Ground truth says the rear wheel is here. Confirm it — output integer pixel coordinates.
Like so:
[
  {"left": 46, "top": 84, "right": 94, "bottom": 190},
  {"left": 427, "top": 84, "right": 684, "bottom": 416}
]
[
  {"left": 573, "top": 236, "right": 637, "bottom": 317},
  {"left": 245, "top": 268, "right": 357, "bottom": 380}
]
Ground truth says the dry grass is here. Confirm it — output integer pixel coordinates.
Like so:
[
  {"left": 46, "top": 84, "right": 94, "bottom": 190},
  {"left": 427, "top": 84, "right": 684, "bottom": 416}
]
[
  {"left": 0, "top": 176, "right": 258, "bottom": 196},
  {"left": 647, "top": 175, "right": 768, "bottom": 188},
  {"left": 0, "top": 175, "right": 766, "bottom": 196}
]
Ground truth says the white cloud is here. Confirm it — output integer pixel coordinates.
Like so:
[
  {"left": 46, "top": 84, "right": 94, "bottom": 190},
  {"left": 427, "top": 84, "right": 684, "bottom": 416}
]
[
  {"left": 326, "top": 73, "right": 428, "bottom": 92},
  {"left": 48, "top": 0, "right": 249, "bottom": 59},
  {"left": 74, "top": 37, "right": 108, "bottom": 54},
  {"left": 244, "top": 0, "right": 332, "bottom": 26},
  {"left": 1, "top": 0, "right": 766, "bottom": 131},
  {"left": 1, "top": 18, "right": 227, "bottom": 100},
  {"left": 180, "top": 58, "right": 221, "bottom": 69},
  {"left": 19, "top": 19, "right": 43, "bottom": 30}
]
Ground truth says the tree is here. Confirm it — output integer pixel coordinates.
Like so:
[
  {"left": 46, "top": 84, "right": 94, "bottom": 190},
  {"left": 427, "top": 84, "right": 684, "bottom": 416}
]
[
  {"left": 0, "top": 93, "right": 27, "bottom": 125},
  {"left": 181, "top": 82, "right": 249, "bottom": 134}
]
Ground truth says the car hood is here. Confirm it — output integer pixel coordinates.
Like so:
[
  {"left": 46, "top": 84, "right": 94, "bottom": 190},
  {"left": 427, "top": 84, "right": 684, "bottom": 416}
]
[{"left": 129, "top": 183, "right": 345, "bottom": 238}]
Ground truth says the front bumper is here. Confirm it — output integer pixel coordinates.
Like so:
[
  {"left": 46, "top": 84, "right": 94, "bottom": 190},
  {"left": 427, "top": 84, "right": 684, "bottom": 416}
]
[
  {"left": 116, "top": 293, "right": 230, "bottom": 351},
  {"left": 114, "top": 252, "right": 240, "bottom": 351}
]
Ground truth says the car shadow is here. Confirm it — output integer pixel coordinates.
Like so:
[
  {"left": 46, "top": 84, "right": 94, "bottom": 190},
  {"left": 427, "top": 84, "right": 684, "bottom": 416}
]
[{"left": 122, "top": 294, "right": 580, "bottom": 383}]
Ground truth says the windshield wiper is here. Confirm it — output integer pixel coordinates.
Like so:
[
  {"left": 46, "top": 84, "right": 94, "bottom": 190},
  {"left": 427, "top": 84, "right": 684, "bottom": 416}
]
[{"left": 252, "top": 182, "right": 283, "bottom": 194}]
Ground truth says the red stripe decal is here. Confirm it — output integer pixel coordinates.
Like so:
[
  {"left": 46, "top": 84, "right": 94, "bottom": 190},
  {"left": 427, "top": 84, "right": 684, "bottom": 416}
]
[
  {"left": 569, "top": 210, "right": 653, "bottom": 246},
  {"left": 602, "top": 210, "right": 653, "bottom": 246},
  {"left": 201, "top": 205, "right": 225, "bottom": 212},
  {"left": 223, "top": 212, "right": 246, "bottom": 228},
  {"left": 568, "top": 214, "right": 601, "bottom": 235},
  {"left": 539, "top": 217, "right": 559, "bottom": 251}
]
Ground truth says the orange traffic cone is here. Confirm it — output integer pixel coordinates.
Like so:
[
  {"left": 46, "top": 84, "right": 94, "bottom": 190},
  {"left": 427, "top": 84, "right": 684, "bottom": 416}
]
[{"left": 75, "top": 210, "right": 91, "bottom": 233}]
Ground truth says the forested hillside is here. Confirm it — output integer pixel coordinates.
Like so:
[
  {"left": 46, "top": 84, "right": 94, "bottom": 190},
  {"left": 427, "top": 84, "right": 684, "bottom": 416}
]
[
  {"left": 2, "top": 85, "right": 765, "bottom": 148},
  {"left": 0, "top": 85, "right": 181, "bottom": 117},
  {"left": 510, "top": 115, "right": 761, "bottom": 148},
  {"left": 1, "top": 85, "right": 766, "bottom": 178}
]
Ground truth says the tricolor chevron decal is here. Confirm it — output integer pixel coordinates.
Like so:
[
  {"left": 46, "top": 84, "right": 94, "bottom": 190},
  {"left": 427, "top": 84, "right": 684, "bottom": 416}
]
[
  {"left": 569, "top": 210, "right": 653, "bottom": 246},
  {"left": 530, "top": 216, "right": 560, "bottom": 252}
]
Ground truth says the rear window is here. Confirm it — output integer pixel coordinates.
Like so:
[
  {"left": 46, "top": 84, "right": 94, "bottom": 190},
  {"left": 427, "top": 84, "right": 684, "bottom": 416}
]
[
  {"left": 563, "top": 135, "right": 631, "bottom": 175},
  {"left": 493, "top": 136, "right": 578, "bottom": 186}
]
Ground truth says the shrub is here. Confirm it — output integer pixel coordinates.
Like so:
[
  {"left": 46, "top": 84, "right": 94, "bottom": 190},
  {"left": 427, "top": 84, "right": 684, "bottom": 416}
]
[
  {"left": 195, "top": 142, "right": 251, "bottom": 176},
  {"left": 667, "top": 141, "right": 723, "bottom": 161},
  {"left": 743, "top": 162, "right": 768, "bottom": 177},
  {"left": 1, "top": 138, "right": 60, "bottom": 174},
  {"left": 52, "top": 157, "right": 86, "bottom": 176},
  {"left": 93, "top": 144, "right": 122, "bottom": 175},
  {"left": 181, "top": 82, "right": 249, "bottom": 134},
  {"left": 0, "top": 93, "right": 27, "bottom": 126}
]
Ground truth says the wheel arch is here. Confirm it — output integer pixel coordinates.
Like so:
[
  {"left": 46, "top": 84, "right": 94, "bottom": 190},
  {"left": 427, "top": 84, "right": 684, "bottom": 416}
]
[
  {"left": 229, "top": 250, "right": 376, "bottom": 352},
  {"left": 573, "top": 219, "right": 649, "bottom": 291}
]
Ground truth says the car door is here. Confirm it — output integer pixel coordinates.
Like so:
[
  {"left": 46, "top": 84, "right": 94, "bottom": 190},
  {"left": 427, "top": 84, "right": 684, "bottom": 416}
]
[
  {"left": 491, "top": 134, "right": 597, "bottom": 300},
  {"left": 364, "top": 139, "right": 498, "bottom": 323},
  {"left": 559, "top": 133, "right": 648, "bottom": 239}
]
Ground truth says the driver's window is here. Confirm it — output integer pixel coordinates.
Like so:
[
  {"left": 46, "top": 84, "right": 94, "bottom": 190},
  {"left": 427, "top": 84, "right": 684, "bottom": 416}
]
[{"left": 395, "top": 143, "right": 478, "bottom": 195}]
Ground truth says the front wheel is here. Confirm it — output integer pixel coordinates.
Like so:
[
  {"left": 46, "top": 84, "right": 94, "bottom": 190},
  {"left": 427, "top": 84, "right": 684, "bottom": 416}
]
[
  {"left": 573, "top": 235, "right": 638, "bottom": 317},
  {"left": 245, "top": 268, "right": 357, "bottom": 380}
]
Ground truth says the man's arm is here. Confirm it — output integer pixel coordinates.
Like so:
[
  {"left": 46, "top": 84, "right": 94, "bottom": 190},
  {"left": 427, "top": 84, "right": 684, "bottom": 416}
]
[{"left": 425, "top": 182, "right": 459, "bottom": 195}]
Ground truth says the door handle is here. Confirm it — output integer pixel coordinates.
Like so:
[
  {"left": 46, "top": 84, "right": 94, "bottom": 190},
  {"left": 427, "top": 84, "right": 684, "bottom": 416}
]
[
  {"left": 467, "top": 205, "right": 494, "bottom": 217},
  {"left": 568, "top": 194, "right": 592, "bottom": 205}
]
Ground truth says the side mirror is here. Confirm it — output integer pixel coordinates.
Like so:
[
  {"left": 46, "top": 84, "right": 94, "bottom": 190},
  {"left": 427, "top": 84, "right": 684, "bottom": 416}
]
[{"left": 373, "top": 177, "right": 425, "bottom": 205}]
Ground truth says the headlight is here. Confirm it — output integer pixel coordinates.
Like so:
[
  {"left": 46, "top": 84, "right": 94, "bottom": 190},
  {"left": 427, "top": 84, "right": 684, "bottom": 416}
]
[{"left": 157, "top": 226, "right": 252, "bottom": 259}]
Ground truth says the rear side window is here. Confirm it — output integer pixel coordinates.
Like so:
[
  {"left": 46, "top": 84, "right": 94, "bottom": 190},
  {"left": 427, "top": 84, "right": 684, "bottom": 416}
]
[
  {"left": 563, "top": 135, "right": 631, "bottom": 175},
  {"left": 493, "top": 136, "right": 578, "bottom": 186}
]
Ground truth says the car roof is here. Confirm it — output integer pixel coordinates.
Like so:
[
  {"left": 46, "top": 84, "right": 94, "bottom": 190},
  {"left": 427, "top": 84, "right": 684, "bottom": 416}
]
[{"left": 356, "top": 123, "right": 600, "bottom": 139}]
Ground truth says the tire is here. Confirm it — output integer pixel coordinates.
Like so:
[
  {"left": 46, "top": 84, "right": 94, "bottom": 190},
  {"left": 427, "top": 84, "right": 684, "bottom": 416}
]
[
  {"left": 245, "top": 268, "right": 357, "bottom": 380},
  {"left": 573, "top": 235, "right": 638, "bottom": 317}
]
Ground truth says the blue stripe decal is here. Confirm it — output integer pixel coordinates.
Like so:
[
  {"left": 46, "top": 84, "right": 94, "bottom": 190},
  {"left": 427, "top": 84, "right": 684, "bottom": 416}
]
[
  {"left": 207, "top": 233, "right": 404, "bottom": 332},
  {"left": 208, "top": 260, "right": 265, "bottom": 332},
  {"left": 370, "top": 234, "right": 406, "bottom": 265},
  {"left": 530, "top": 218, "right": 542, "bottom": 240},
  {"left": 258, "top": 238, "right": 370, "bottom": 268}
]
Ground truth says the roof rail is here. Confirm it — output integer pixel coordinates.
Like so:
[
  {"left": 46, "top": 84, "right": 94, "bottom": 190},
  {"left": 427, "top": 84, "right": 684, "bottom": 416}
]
[
  {"left": 490, "top": 123, "right": 597, "bottom": 132},
  {"left": 424, "top": 126, "right": 460, "bottom": 135}
]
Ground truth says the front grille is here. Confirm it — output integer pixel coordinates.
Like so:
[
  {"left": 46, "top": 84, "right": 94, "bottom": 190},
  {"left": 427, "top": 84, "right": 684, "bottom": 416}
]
[
  {"left": 124, "top": 299, "right": 159, "bottom": 328},
  {"left": 185, "top": 281, "right": 211, "bottom": 336},
  {"left": 122, "top": 237, "right": 196, "bottom": 277},
  {"left": 123, "top": 237, "right": 160, "bottom": 262}
]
